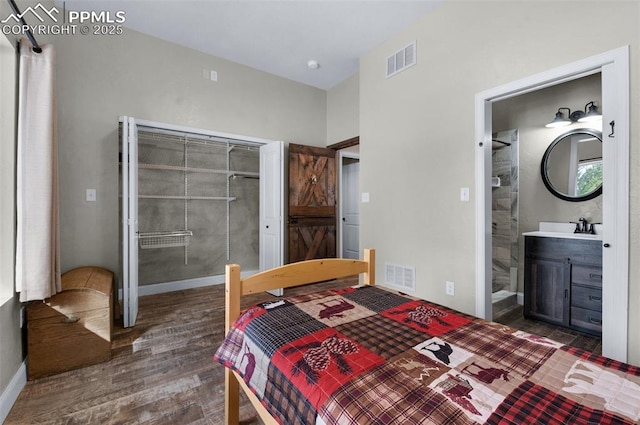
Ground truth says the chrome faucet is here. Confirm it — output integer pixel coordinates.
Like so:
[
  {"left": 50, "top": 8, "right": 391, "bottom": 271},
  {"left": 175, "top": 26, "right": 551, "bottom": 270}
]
[
  {"left": 579, "top": 217, "right": 588, "bottom": 233},
  {"left": 570, "top": 217, "right": 590, "bottom": 233}
]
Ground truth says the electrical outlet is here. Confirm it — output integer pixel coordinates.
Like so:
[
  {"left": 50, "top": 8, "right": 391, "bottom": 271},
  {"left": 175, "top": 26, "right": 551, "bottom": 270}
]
[{"left": 446, "top": 281, "right": 455, "bottom": 296}]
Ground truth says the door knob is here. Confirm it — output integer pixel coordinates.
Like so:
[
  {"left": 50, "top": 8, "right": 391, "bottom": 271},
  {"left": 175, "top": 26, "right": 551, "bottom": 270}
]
[{"left": 342, "top": 217, "right": 346, "bottom": 221}]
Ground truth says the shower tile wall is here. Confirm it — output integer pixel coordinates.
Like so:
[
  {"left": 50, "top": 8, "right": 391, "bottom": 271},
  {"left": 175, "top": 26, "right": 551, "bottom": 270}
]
[{"left": 492, "top": 130, "right": 519, "bottom": 293}]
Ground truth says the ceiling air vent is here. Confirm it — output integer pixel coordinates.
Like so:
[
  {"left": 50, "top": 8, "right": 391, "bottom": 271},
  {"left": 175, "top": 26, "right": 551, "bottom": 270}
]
[
  {"left": 386, "top": 41, "right": 416, "bottom": 78},
  {"left": 385, "top": 263, "right": 416, "bottom": 292}
]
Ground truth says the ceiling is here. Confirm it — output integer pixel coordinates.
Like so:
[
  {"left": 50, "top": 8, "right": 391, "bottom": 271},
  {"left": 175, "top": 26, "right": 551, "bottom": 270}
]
[{"left": 60, "top": 1, "right": 441, "bottom": 90}]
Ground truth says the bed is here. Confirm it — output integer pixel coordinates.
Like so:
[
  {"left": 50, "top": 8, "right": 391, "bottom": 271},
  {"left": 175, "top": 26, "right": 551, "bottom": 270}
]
[{"left": 214, "top": 249, "right": 640, "bottom": 424}]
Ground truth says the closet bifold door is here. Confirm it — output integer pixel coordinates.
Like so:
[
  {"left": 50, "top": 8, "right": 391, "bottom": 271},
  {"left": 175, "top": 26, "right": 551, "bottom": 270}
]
[{"left": 120, "top": 116, "right": 139, "bottom": 328}]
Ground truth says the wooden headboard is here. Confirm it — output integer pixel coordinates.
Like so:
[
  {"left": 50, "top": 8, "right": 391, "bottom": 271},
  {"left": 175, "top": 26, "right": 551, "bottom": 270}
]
[{"left": 224, "top": 248, "right": 375, "bottom": 333}]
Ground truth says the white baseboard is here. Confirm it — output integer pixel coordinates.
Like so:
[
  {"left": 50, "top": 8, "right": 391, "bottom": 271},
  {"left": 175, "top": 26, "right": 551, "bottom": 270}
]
[
  {"left": 0, "top": 360, "right": 26, "bottom": 424},
  {"left": 517, "top": 291, "right": 524, "bottom": 305},
  {"left": 118, "top": 270, "right": 260, "bottom": 299}
]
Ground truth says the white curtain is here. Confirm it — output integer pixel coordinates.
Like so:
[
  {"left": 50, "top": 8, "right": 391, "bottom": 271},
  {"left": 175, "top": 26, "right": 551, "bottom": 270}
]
[{"left": 15, "top": 39, "right": 61, "bottom": 301}]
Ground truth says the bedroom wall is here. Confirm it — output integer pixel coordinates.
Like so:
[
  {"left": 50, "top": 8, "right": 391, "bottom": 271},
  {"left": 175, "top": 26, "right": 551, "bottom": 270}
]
[
  {"left": 493, "top": 74, "right": 603, "bottom": 294},
  {"left": 359, "top": 1, "right": 640, "bottom": 365},
  {"left": 40, "top": 28, "right": 327, "bottom": 281},
  {"left": 326, "top": 73, "right": 359, "bottom": 144},
  {"left": 0, "top": 32, "right": 23, "bottom": 414}
]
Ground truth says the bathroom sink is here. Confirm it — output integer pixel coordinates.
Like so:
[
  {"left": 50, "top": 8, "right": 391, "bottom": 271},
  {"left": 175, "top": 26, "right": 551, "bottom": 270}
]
[
  {"left": 522, "top": 230, "right": 602, "bottom": 241},
  {"left": 522, "top": 222, "right": 603, "bottom": 240}
]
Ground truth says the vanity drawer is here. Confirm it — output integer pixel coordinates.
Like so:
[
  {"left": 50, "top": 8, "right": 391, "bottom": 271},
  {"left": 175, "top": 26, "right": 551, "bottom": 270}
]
[
  {"left": 572, "top": 265, "right": 602, "bottom": 288},
  {"left": 571, "top": 285, "right": 602, "bottom": 311},
  {"left": 571, "top": 306, "right": 602, "bottom": 335}
]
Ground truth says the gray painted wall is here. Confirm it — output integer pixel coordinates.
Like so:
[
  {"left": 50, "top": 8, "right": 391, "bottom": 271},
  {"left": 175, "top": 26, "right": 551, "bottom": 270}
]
[
  {"left": 0, "top": 29, "right": 23, "bottom": 406},
  {"left": 327, "top": 73, "right": 359, "bottom": 144},
  {"left": 359, "top": 1, "right": 640, "bottom": 364},
  {"left": 39, "top": 27, "right": 327, "bottom": 286}
]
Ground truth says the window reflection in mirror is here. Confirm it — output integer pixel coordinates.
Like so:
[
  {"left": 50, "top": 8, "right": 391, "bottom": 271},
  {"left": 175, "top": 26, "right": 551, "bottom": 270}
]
[{"left": 541, "top": 129, "right": 602, "bottom": 202}]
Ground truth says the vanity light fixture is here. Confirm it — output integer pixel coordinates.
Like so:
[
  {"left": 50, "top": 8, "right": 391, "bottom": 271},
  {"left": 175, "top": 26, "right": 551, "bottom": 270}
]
[
  {"left": 545, "top": 101, "right": 602, "bottom": 128},
  {"left": 578, "top": 101, "right": 602, "bottom": 123},
  {"left": 545, "top": 107, "right": 572, "bottom": 128}
]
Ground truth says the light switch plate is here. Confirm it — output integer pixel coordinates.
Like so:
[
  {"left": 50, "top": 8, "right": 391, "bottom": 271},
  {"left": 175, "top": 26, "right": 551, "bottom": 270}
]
[
  {"left": 86, "top": 189, "right": 96, "bottom": 202},
  {"left": 460, "top": 187, "right": 469, "bottom": 202}
]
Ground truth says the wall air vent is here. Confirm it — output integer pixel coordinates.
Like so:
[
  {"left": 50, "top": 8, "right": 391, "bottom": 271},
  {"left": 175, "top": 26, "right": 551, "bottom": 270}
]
[
  {"left": 385, "top": 263, "right": 416, "bottom": 292},
  {"left": 386, "top": 41, "right": 416, "bottom": 78}
]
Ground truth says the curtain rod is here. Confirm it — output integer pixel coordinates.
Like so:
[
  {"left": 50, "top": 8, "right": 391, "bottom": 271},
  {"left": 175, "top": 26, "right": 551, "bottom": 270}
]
[{"left": 7, "top": 0, "right": 42, "bottom": 53}]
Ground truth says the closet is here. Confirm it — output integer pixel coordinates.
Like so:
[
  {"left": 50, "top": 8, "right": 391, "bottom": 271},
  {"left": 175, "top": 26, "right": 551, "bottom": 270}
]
[
  {"left": 136, "top": 128, "right": 259, "bottom": 284},
  {"left": 120, "top": 117, "right": 284, "bottom": 327}
]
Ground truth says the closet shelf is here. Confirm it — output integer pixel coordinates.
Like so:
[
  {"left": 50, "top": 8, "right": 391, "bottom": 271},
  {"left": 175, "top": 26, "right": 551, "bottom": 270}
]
[
  {"left": 139, "top": 230, "right": 193, "bottom": 249},
  {"left": 139, "top": 195, "right": 236, "bottom": 201},
  {"left": 139, "top": 163, "right": 257, "bottom": 178}
]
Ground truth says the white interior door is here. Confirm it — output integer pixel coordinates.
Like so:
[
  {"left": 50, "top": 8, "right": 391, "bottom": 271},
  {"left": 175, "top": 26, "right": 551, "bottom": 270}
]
[
  {"left": 600, "top": 61, "right": 628, "bottom": 361},
  {"left": 260, "top": 140, "right": 284, "bottom": 296},
  {"left": 121, "top": 116, "right": 139, "bottom": 327},
  {"left": 340, "top": 154, "right": 360, "bottom": 259}
]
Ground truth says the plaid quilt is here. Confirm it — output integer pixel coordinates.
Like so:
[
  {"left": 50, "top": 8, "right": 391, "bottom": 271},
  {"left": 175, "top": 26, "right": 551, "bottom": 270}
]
[{"left": 214, "top": 286, "right": 640, "bottom": 424}]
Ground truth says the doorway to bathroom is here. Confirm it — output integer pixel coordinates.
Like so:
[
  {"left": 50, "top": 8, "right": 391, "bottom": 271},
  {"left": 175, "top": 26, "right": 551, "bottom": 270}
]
[
  {"left": 475, "top": 46, "right": 629, "bottom": 362},
  {"left": 490, "top": 73, "right": 604, "bottom": 321}
]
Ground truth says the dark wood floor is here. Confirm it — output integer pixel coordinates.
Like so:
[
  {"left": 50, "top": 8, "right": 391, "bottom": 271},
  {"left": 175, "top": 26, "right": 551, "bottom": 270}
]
[
  {"left": 493, "top": 304, "right": 602, "bottom": 356},
  {"left": 6, "top": 279, "right": 601, "bottom": 424}
]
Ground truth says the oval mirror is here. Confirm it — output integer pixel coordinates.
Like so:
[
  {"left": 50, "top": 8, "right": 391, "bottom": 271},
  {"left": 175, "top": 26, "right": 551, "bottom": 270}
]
[{"left": 540, "top": 128, "right": 602, "bottom": 202}]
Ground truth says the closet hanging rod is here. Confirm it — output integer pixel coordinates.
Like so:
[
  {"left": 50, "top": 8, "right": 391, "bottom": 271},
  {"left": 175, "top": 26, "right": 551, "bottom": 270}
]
[
  {"left": 7, "top": 0, "right": 42, "bottom": 53},
  {"left": 230, "top": 173, "right": 259, "bottom": 180}
]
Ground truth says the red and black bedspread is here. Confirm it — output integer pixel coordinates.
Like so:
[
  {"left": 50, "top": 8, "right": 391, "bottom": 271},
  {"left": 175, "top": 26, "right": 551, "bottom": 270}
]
[{"left": 214, "top": 285, "right": 640, "bottom": 424}]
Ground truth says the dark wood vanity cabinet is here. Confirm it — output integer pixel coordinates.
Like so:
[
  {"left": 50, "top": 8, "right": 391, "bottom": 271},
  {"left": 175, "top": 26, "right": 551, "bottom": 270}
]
[{"left": 524, "top": 236, "right": 602, "bottom": 337}]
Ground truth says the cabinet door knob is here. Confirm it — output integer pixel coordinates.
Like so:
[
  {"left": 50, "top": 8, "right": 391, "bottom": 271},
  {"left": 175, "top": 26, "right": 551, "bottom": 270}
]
[
  {"left": 589, "top": 317, "right": 603, "bottom": 325},
  {"left": 603, "top": 243, "right": 611, "bottom": 248}
]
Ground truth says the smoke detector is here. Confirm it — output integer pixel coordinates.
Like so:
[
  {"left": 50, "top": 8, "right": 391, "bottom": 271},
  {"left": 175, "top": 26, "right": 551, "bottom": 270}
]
[{"left": 307, "top": 60, "right": 320, "bottom": 69}]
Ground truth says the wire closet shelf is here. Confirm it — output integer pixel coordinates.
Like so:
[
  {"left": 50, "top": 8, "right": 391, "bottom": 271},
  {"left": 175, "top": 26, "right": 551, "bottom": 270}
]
[{"left": 138, "top": 230, "right": 193, "bottom": 250}]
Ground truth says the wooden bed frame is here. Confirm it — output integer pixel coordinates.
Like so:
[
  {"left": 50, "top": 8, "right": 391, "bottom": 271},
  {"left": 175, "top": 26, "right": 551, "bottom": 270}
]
[{"left": 224, "top": 248, "right": 375, "bottom": 425}]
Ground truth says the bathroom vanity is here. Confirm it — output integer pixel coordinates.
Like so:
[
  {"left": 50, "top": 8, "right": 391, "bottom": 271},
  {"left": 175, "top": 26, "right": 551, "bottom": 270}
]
[{"left": 523, "top": 228, "right": 603, "bottom": 337}]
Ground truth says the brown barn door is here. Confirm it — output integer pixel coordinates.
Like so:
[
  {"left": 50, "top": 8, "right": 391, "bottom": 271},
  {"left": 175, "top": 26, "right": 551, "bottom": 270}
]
[{"left": 288, "top": 144, "right": 336, "bottom": 263}]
